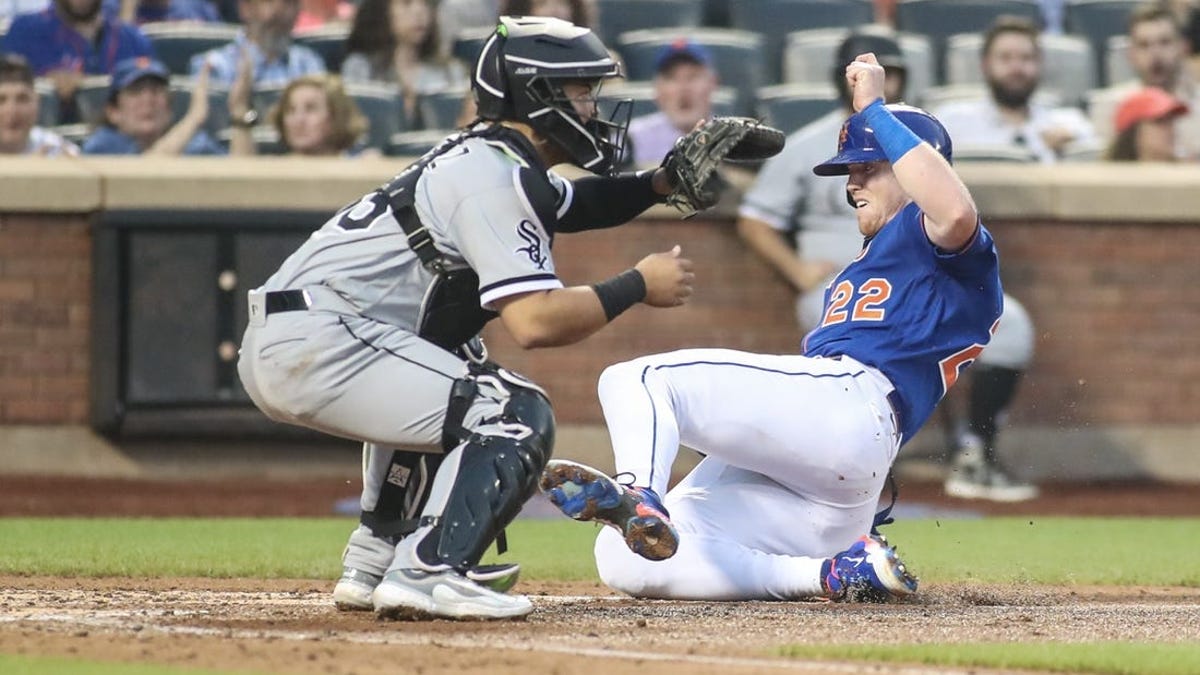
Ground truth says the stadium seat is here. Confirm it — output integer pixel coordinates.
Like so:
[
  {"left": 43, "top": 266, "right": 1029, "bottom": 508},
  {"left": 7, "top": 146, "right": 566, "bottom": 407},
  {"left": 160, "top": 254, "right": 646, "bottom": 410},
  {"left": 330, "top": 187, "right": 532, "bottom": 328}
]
[
  {"left": 727, "top": 0, "right": 873, "bottom": 85},
  {"left": 75, "top": 75, "right": 112, "bottom": 126},
  {"left": 140, "top": 22, "right": 241, "bottom": 75},
  {"left": 386, "top": 129, "right": 452, "bottom": 157},
  {"left": 944, "top": 32, "right": 1096, "bottom": 106},
  {"left": 168, "top": 76, "right": 231, "bottom": 135},
  {"left": 295, "top": 24, "right": 351, "bottom": 73},
  {"left": 1105, "top": 34, "right": 1135, "bottom": 86},
  {"left": 49, "top": 123, "right": 91, "bottom": 146},
  {"left": 251, "top": 83, "right": 285, "bottom": 119},
  {"left": 417, "top": 90, "right": 468, "bottom": 131},
  {"left": 1064, "top": 0, "right": 1140, "bottom": 86},
  {"left": 782, "top": 29, "right": 934, "bottom": 106},
  {"left": 950, "top": 143, "right": 1039, "bottom": 162},
  {"left": 1085, "top": 83, "right": 1129, "bottom": 143},
  {"left": 452, "top": 27, "right": 494, "bottom": 70},
  {"left": 217, "top": 125, "right": 286, "bottom": 155},
  {"left": 754, "top": 83, "right": 840, "bottom": 134},
  {"left": 600, "top": 79, "right": 737, "bottom": 121},
  {"left": 34, "top": 79, "right": 59, "bottom": 128},
  {"left": 594, "top": 0, "right": 704, "bottom": 51},
  {"left": 920, "top": 82, "right": 1063, "bottom": 111},
  {"left": 345, "top": 82, "right": 408, "bottom": 150},
  {"left": 893, "top": 0, "right": 1043, "bottom": 83},
  {"left": 616, "top": 28, "right": 764, "bottom": 117}
]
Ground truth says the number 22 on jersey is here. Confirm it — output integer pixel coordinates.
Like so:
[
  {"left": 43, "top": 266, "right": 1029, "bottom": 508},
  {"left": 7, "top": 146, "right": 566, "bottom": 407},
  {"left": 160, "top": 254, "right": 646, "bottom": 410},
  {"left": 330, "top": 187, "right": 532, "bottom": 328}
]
[{"left": 819, "top": 278, "right": 893, "bottom": 327}]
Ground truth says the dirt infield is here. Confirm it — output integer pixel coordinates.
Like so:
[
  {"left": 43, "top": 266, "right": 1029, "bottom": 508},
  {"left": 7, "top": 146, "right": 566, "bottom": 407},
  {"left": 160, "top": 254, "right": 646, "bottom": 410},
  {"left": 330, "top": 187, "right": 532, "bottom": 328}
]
[{"left": 2, "top": 476, "right": 1199, "bottom": 674}]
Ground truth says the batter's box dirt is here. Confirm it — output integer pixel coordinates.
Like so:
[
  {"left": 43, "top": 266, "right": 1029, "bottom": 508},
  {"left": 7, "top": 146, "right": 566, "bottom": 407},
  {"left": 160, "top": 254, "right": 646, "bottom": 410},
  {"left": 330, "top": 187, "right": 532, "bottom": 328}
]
[{"left": 1, "top": 577, "right": 1198, "bottom": 675}]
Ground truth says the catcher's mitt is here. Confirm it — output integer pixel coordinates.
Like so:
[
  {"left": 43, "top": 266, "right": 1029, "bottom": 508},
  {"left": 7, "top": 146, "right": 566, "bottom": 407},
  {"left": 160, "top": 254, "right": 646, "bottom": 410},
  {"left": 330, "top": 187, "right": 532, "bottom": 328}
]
[{"left": 661, "top": 116, "right": 785, "bottom": 216}]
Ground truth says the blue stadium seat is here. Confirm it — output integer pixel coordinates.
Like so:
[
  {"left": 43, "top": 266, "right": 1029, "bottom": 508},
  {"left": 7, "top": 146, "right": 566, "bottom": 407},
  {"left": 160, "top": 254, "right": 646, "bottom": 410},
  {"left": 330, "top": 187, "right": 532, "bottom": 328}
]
[
  {"left": 452, "top": 27, "right": 494, "bottom": 71},
  {"left": 34, "top": 80, "right": 59, "bottom": 128},
  {"left": 75, "top": 76, "right": 112, "bottom": 126},
  {"left": 345, "top": 82, "right": 408, "bottom": 150},
  {"left": 594, "top": 0, "right": 704, "bottom": 50},
  {"left": 600, "top": 80, "right": 737, "bottom": 120},
  {"left": 386, "top": 130, "right": 451, "bottom": 157},
  {"left": 417, "top": 90, "right": 468, "bottom": 131},
  {"left": 616, "top": 28, "right": 765, "bottom": 117},
  {"left": 140, "top": 22, "right": 241, "bottom": 75},
  {"left": 782, "top": 29, "right": 935, "bottom": 106},
  {"left": 894, "top": 0, "right": 1043, "bottom": 83},
  {"left": 728, "top": 0, "right": 873, "bottom": 85},
  {"left": 295, "top": 24, "right": 351, "bottom": 73},
  {"left": 1064, "top": 0, "right": 1140, "bottom": 86},
  {"left": 755, "top": 83, "right": 840, "bottom": 134}
]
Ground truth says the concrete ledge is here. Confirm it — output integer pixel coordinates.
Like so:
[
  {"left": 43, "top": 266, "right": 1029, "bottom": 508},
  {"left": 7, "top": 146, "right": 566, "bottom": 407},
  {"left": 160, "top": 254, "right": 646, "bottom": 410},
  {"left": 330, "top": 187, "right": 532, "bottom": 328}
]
[{"left": 0, "top": 157, "right": 102, "bottom": 212}]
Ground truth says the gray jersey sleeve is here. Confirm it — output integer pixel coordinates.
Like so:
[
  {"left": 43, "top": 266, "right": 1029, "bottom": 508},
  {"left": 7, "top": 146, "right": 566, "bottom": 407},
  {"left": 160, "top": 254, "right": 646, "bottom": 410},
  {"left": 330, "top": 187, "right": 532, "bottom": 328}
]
[{"left": 446, "top": 164, "right": 563, "bottom": 309}]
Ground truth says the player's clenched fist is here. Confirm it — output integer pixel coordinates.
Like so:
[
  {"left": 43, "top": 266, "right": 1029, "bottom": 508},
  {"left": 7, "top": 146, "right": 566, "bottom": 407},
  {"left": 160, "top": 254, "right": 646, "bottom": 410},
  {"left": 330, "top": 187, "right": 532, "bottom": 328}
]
[
  {"left": 845, "top": 53, "right": 886, "bottom": 113},
  {"left": 636, "top": 245, "right": 695, "bottom": 308}
]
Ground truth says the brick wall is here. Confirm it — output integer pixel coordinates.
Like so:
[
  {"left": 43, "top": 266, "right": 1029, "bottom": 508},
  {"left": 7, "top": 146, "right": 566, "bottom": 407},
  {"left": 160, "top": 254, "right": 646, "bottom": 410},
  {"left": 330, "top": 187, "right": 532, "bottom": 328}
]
[
  {"left": 0, "top": 214, "right": 91, "bottom": 423},
  {"left": 486, "top": 216, "right": 1200, "bottom": 427},
  {"left": 3, "top": 212, "right": 1197, "bottom": 430}
]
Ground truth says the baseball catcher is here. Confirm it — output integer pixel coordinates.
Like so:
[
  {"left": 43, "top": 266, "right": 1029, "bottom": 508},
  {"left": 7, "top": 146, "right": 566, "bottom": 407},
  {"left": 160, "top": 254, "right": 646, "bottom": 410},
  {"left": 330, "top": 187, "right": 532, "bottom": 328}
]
[{"left": 238, "top": 16, "right": 708, "bottom": 621}]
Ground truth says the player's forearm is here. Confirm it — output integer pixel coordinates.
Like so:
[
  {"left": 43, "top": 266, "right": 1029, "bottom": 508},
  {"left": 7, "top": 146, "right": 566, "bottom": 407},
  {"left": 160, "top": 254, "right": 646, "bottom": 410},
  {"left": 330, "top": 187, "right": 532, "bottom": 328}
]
[
  {"left": 557, "top": 171, "right": 663, "bottom": 232},
  {"left": 146, "top": 115, "right": 204, "bottom": 157},
  {"left": 496, "top": 287, "right": 611, "bottom": 349}
]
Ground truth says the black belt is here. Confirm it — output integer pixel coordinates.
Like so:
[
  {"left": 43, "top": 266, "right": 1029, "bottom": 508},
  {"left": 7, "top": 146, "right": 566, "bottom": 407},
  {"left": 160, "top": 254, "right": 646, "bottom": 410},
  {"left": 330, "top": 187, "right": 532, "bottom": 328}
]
[{"left": 264, "top": 290, "right": 309, "bottom": 315}]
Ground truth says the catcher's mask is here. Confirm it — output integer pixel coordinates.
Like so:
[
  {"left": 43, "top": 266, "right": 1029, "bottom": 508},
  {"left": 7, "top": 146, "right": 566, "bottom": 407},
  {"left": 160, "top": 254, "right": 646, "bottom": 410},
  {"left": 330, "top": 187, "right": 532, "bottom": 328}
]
[
  {"left": 473, "top": 15, "right": 631, "bottom": 174},
  {"left": 813, "top": 104, "right": 952, "bottom": 177}
]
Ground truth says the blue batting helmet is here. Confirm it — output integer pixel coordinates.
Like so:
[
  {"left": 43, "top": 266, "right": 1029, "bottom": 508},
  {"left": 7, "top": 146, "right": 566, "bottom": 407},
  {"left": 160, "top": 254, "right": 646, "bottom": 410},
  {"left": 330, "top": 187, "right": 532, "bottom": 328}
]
[{"left": 813, "top": 104, "right": 952, "bottom": 176}]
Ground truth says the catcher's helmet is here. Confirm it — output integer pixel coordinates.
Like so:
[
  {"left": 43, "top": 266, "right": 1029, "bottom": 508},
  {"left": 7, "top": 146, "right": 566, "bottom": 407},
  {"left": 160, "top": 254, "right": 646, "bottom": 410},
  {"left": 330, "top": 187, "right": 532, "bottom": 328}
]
[
  {"left": 472, "top": 16, "right": 630, "bottom": 174},
  {"left": 833, "top": 27, "right": 907, "bottom": 104},
  {"left": 812, "top": 104, "right": 952, "bottom": 176}
]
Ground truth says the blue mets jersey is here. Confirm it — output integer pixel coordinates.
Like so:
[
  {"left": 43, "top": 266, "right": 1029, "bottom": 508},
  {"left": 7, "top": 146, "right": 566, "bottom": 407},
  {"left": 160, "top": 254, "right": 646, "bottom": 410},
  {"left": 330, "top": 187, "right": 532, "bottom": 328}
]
[{"left": 803, "top": 202, "right": 1003, "bottom": 443}]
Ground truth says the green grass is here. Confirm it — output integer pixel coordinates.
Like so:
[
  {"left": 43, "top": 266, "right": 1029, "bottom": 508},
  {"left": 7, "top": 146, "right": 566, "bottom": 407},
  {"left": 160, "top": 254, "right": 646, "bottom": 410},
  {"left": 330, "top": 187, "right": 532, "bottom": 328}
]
[
  {"left": 778, "top": 642, "right": 1200, "bottom": 675},
  {"left": 0, "top": 654, "right": 263, "bottom": 675},
  {"left": 0, "top": 516, "right": 1195, "bottom": 586}
]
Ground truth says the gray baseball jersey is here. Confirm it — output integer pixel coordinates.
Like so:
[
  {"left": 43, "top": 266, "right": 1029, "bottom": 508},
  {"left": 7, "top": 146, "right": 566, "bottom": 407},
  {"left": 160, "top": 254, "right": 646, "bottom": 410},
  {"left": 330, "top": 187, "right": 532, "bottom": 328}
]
[{"left": 238, "top": 128, "right": 573, "bottom": 450}]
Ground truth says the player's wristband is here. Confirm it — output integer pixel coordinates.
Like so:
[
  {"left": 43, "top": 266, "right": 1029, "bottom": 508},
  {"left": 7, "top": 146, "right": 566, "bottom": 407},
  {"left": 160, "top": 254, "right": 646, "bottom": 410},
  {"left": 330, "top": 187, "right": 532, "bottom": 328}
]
[
  {"left": 591, "top": 268, "right": 646, "bottom": 321},
  {"left": 862, "top": 99, "right": 922, "bottom": 163}
]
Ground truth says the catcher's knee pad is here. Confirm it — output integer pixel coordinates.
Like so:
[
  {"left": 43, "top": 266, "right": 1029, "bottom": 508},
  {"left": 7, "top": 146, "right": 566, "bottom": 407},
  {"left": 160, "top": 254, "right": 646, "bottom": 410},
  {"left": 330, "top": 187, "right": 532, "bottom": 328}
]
[{"left": 413, "top": 368, "right": 555, "bottom": 571}]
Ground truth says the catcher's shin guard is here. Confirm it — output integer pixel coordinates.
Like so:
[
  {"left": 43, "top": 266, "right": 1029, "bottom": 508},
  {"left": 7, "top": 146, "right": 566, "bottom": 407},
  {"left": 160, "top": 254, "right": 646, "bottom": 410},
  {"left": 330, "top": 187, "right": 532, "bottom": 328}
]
[{"left": 410, "top": 382, "right": 555, "bottom": 571}]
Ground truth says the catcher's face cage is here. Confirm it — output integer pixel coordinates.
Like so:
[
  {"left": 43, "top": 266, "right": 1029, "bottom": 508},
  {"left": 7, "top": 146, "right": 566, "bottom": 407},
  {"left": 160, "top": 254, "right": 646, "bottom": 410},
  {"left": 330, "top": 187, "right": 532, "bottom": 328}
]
[
  {"left": 525, "top": 75, "right": 633, "bottom": 174},
  {"left": 471, "top": 16, "right": 628, "bottom": 173}
]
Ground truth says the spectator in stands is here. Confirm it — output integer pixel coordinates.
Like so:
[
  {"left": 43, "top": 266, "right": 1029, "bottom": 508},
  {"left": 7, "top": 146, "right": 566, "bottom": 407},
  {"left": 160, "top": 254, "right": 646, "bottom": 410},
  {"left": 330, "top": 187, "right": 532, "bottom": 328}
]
[
  {"left": 1123, "top": 3, "right": 1200, "bottom": 158},
  {"left": 502, "top": 0, "right": 594, "bottom": 27},
  {"left": 1106, "top": 86, "right": 1189, "bottom": 160},
  {"left": 342, "top": 0, "right": 468, "bottom": 120},
  {"left": 105, "top": 0, "right": 221, "bottom": 23},
  {"left": 190, "top": 0, "right": 326, "bottom": 88},
  {"left": 1, "top": 0, "right": 154, "bottom": 123},
  {"left": 83, "top": 56, "right": 239, "bottom": 155},
  {"left": 233, "top": 73, "right": 377, "bottom": 156},
  {"left": 0, "top": 54, "right": 80, "bottom": 155},
  {"left": 931, "top": 15, "right": 1097, "bottom": 163},
  {"left": 737, "top": 27, "right": 1039, "bottom": 502},
  {"left": 626, "top": 38, "right": 717, "bottom": 167},
  {"left": 294, "top": 0, "right": 354, "bottom": 33}
]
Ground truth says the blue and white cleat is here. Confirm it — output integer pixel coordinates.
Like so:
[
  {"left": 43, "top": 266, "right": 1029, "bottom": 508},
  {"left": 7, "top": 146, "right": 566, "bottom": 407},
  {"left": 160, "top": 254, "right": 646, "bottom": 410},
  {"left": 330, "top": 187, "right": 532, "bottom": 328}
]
[
  {"left": 823, "top": 534, "right": 919, "bottom": 602},
  {"left": 539, "top": 459, "right": 679, "bottom": 561}
]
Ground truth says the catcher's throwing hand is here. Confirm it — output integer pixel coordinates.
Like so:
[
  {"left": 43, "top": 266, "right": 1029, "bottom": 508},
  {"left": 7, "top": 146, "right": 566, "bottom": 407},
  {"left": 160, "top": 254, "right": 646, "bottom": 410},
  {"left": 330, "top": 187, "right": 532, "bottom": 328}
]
[
  {"left": 658, "top": 116, "right": 786, "bottom": 217},
  {"left": 846, "top": 53, "right": 886, "bottom": 113},
  {"left": 636, "top": 245, "right": 695, "bottom": 308}
]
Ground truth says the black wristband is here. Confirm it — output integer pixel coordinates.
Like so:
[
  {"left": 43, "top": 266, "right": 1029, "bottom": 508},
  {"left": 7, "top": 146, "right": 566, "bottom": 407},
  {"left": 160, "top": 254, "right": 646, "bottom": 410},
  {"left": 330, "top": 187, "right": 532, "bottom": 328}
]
[{"left": 591, "top": 268, "right": 646, "bottom": 322}]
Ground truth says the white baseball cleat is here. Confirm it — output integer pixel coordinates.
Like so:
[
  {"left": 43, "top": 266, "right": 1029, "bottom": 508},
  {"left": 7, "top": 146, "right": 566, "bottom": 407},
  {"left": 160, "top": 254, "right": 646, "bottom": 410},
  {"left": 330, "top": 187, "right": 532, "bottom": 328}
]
[
  {"left": 373, "top": 568, "right": 532, "bottom": 621},
  {"left": 332, "top": 566, "right": 381, "bottom": 611}
]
